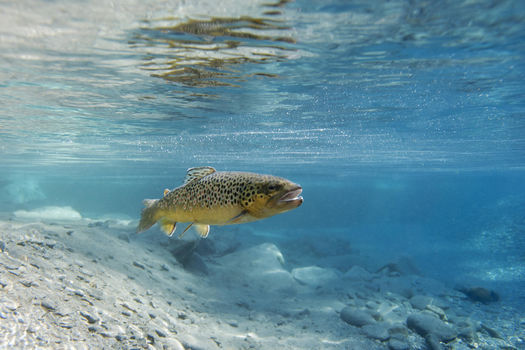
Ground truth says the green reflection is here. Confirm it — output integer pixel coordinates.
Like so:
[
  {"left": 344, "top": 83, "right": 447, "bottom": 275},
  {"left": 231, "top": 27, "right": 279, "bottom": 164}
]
[{"left": 131, "top": 1, "right": 295, "bottom": 90}]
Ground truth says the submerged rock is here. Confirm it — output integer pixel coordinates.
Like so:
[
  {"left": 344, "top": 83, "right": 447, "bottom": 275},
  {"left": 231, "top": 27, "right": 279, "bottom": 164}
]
[
  {"left": 376, "top": 257, "right": 421, "bottom": 276},
  {"left": 388, "top": 337, "right": 409, "bottom": 350},
  {"left": 457, "top": 286, "right": 500, "bottom": 304},
  {"left": 362, "top": 323, "right": 390, "bottom": 341},
  {"left": 214, "top": 243, "right": 296, "bottom": 292},
  {"left": 344, "top": 265, "right": 373, "bottom": 281},
  {"left": 340, "top": 307, "right": 376, "bottom": 327},
  {"left": 406, "top": 312, "right": 457, "bottom": 342},
  {"left": 409, "top": 295, "right": 436, "bottom": 310},
  {"left": 291, "top": 266, "right": 338, "bottom": 287}
]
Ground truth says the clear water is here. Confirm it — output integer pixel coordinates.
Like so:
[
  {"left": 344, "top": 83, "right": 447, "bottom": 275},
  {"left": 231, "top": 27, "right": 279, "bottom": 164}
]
[{"left": 1, "top": 0, "right": 524, "bottom": 315}]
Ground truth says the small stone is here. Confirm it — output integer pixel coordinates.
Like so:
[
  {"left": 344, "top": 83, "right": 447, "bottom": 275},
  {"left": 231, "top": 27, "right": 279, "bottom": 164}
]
[
  {"left": 20, "top": 280, "right": 35, "bottom": 288},
  {"left": 155, "top": 329, "right": 167, "bottom": 337},
  {"left": 59, "top": 321, "right": 74, "bottom": 329},
  {"left": 407, "top": 312, "right": 457, "bottom": 342},
  {"left": 41, "top": 300, "right": 56, "bottom": 311},
  {"left": 133, "top": 261, "right": 145, "bottom": 269},
  {"left": 3, "top": 300, "right": 18, "bottom": 312},
  {"left": 362, "top": 323, "right": 390, "bottom": 341},
  {"left": 340, "top": 307, "right": 376, "bottom": 327},
  {"left": 161, "top": 264, "right": 170, "bottom": 271},
  {"left": 74, "top": 290, "right": 85, "bottom": 298},
  {"left": 115, "top": 334, "right": 126, "bottom": 342},
  {"left": 0, "top": 241, "right": 6, "bottom": 252},
  {"left": 80, "top": 311, "right": 99, "bottom": 324},
  {"left": 227, "top": 320, "right": 239, "bottom": 328},
  {"left": 88, "top": 290, "right": 103, "bottom": 301}
]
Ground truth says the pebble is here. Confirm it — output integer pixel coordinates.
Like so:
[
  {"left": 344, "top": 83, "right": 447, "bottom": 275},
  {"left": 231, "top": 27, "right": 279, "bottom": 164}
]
[
  {"left": 155, "top": 329, "right": 167, "bottom": 337},
  {"left": 133, "top": 261, "right": 145, "bottom": 270},
  {"left": 80, "top": 311, "right": 99, "bottom": 324},
  {"left": 340, "top": 307, "right": 376, "bottom": 327},
  {"left": 41, "top": 300, "right": 56, "bottom": 311},
  {"left": 406, "top": 312, "right": 457, "bottom": 342},
  {"left": 227, "top": 319, "right": 239, "bottom": 328}
]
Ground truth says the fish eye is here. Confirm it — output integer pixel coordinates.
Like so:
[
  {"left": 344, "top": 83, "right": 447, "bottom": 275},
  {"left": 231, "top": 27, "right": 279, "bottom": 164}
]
[{"left": 268, "top": 184, "right": 279, "bottom": 191}]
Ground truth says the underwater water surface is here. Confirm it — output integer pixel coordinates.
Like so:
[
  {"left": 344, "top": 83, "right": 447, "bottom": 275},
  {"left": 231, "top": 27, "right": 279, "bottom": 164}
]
[{"left": 1, "top": 0, "right": 525, "bottom": 345}]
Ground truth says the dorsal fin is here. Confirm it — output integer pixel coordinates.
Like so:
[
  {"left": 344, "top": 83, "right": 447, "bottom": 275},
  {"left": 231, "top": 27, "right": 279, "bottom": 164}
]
[{"left": 183, "top": 166, "right": 216, "bottom": 185}]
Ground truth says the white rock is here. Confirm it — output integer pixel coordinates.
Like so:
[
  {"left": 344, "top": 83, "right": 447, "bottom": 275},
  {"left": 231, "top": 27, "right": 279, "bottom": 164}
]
[
  {"left": 291, "top": 266, "right": 338, "bottom": 287},
  {"left": 214, "top": 243, "right": 296, "bottom": 292},
  {"left": 14, "top": 206, "right": 82, "bottom": 221}
]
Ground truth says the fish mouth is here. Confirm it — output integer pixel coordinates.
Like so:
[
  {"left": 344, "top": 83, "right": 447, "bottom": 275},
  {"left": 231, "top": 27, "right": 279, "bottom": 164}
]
[{"left": 276, "top": 186, "right": 303, "bottom": 207}]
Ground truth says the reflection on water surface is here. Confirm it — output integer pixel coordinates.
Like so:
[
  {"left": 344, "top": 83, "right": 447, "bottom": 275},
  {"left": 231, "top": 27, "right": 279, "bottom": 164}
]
[{"left": 131, "top": 1, "right": 296, "bottom": 89}]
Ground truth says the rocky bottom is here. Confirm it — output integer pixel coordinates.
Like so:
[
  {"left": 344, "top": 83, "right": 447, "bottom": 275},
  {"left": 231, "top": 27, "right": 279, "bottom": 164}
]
[{"left": 0, "top": 218, "right": 523, "bottom": 350}]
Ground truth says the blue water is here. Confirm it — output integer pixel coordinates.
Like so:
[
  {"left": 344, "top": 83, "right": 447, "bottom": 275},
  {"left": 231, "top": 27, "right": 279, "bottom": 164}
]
[{"left": 1, "top": 0, "right": 524, "bottom": 310}]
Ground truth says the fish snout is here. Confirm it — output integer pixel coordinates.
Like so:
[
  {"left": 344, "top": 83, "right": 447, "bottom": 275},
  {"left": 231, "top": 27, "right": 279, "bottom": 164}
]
[{"left": 276, "top": 186, "right": 303, "bottom": 209}]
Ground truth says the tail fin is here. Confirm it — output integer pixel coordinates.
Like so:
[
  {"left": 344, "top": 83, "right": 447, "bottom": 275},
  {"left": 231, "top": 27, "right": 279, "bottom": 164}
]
[{"left": 137, "top": 199, "right": 159, "bottom": 233}]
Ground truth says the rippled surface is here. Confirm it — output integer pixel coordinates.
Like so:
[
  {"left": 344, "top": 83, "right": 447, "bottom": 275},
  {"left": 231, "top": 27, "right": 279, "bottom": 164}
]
[{"left": 1, "top": 0, "right": 523, "bottom": 177}]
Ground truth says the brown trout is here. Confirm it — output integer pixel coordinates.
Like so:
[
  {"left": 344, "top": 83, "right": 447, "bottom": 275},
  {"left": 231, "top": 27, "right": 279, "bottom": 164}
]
[{"left": 137, "top": 166, "right": 303, "bottom": 238}]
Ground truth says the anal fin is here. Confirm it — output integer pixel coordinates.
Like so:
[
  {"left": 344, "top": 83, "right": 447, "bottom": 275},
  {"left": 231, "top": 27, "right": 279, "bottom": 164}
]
[
  {"left": 194, "top": 224, "right": 210, "bottom": 238},
  {"left": 159, "top": 219, "right": 177, "bottom": 237}
]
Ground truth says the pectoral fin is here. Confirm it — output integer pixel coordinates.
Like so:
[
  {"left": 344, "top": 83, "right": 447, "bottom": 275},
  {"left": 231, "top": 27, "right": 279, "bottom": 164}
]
[
  {"left": 226, "top": 210, "right": 248, "bottom": 224},
  {"left": 159, "top": 219, "right": 177, "bottom": 237},
  {"left": 194, "top": 224, "right": 210, "bottom": 238}
]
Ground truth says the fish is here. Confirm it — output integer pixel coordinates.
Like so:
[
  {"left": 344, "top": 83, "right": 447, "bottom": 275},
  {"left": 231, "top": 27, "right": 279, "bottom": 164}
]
[{"left": 136, "top": 166, "right": 303, "bottom": 238}]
